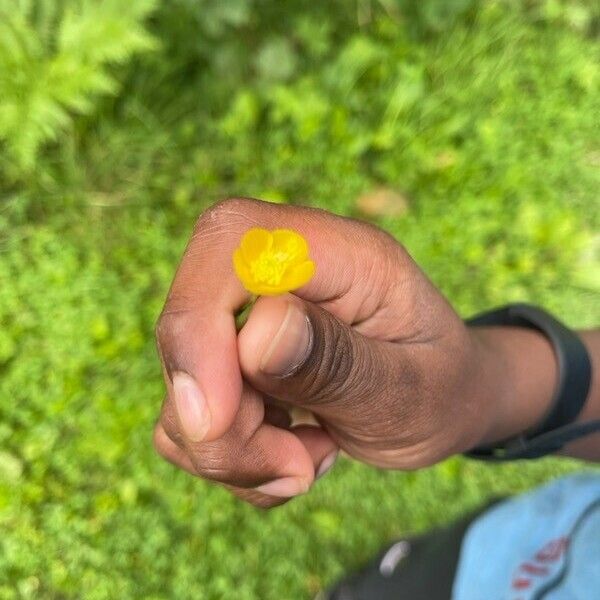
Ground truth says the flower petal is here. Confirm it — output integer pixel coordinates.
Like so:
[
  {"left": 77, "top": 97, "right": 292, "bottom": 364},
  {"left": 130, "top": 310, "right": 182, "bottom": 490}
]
[
  {"left": 241, "top": 228, "right": 273, "bottom": 262},
  {"left": 271, "top": 229, "right": 309, "bottom": 265},
  {"left": 250, "top": 284, "right": 287, "bottom": 296},
  {"left": 233, "top": 248, "right": 255, "bottom": 292},
  {"left": 279, "top": 260, "right": 315, "bottom": 291}
]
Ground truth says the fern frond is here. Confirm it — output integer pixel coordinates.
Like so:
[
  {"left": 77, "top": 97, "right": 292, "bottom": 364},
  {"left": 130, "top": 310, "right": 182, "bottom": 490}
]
[{"left": 0, "top": 0, "right": 158, "bottom": 174}]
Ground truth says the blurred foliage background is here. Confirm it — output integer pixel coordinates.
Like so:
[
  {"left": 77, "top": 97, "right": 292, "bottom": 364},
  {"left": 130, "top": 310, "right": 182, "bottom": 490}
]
[{"left": 0, "top": 0, "right": 599, "bottom": 597}]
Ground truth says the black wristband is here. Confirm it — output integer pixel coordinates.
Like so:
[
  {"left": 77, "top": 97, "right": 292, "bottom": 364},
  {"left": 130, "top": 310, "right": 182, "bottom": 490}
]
[{"left": 464, "top": 303, "right": 596, "bottom": 460}]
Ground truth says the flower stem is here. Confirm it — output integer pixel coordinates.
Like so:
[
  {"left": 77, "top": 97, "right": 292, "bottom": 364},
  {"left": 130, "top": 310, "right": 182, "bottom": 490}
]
[{"left": 235, "top": 295, "right": 257, "bottom": 331}]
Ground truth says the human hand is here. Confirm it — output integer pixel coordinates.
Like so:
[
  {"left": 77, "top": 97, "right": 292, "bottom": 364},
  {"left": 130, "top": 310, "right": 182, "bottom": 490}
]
[{"left": 153, "top": 198, "right": 552, "bottom": 507}]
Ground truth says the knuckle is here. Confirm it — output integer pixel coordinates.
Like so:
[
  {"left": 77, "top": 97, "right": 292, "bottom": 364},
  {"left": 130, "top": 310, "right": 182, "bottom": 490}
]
[
  {"left": 208, "top": 196, "right": 254, "bottom": 215},
  {"left": 155, "top": 309, "right": 178, "bottom": 344},
  {"left": 190, "top": 449, "right": 255, "bottom": 488},
  {"left": 186, "top": 438, "right": 272, "bottom": 489},
  {"left": 354, "top": 217, "right": 407, "bottom": 255},
  {"left": 193, "top": 461, "right": 234, "bottom": 484},
  {"left": 154, "top": 310, "right": 171, "bottom": 347},
  {"left": 182, "top": 436, "right": 235, "bottom": 479},
  {"left": 154, "top": 309, "right": 194, "bottom": 369},
  {"left": 196, "top": 197, "right": 256, "bottom": 232}
]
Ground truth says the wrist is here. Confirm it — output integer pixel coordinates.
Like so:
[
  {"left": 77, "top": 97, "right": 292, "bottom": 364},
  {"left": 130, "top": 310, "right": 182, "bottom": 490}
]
[{"left": 467, "top": 325, "right": 558, "bottom": 447}]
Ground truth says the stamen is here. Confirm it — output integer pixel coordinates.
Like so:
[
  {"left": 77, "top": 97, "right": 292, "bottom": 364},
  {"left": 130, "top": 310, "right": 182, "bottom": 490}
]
[{"left": 250, "top": 252, "right": 287, "bottom": 285}]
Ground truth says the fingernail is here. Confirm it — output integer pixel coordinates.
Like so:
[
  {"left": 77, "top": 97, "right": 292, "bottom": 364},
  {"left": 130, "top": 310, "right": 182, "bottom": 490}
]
[
  {"left": 172, "top": 371, "right": 211, "bottom": 442},
  {"left": 255, "top": 476, "right": 310, "bottom": 498},
  {"left": 260, "top": 303, "right": 313, "bottom": 377},
  {"left": 316, "top": 450, "right": 338, "bottom": 479}
]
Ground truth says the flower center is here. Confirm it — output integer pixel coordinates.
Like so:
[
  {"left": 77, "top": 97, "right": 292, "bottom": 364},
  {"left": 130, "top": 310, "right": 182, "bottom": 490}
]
[{"left": 250, "top": 252, "right": 289, "bottom": 286}]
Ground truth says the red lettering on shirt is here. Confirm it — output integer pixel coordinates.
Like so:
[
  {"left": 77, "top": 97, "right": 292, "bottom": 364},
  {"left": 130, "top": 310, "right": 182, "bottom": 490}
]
[
  {"left": 512, "top": 578, "right": 531, "bottom": 589},
  {"left": 510, "top": 536, "right": 570, "bottom": 597},
  {"left": 521, "top": 562, "right": 549, "bottom": 576}
]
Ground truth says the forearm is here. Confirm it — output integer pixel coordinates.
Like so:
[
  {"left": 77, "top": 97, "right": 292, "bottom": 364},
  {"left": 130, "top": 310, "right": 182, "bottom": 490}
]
[{"left": 469, "top": 326, "right": 600, "bottom": 462}]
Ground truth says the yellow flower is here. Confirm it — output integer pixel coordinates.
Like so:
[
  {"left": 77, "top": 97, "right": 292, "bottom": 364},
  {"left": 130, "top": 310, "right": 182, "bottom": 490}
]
[{"left": 233, "top": 227, "right": 315, "bottom": 296}]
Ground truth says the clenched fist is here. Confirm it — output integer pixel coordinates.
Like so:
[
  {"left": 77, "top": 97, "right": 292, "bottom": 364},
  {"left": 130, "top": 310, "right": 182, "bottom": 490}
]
[{"left": 154, "top": 198, "right": 559, "bottom": 507}]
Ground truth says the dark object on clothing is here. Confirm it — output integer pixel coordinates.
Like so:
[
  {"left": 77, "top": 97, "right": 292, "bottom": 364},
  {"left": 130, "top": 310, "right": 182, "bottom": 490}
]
[
  {"left": 465, "top": 303, "right": 597, "bottom": 460},
  {"left": 319, "top": 502, "right": 499, "bottom": 600}
]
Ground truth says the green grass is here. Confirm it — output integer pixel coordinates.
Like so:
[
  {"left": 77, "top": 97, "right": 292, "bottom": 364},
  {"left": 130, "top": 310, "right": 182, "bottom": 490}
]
[{"left": 1, "top": 0, "right": 599, "bottom": 597}]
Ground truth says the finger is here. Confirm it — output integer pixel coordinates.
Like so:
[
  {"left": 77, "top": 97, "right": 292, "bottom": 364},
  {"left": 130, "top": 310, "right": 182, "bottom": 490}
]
[
  {"left": 153, "top": 423, "right": 288, "bottom": 508},
  {"left": 157, "top": 384, "right": 336, "bottom": 497},
  {"left": 292, "top": 424, "right": 339, "bottom": 480},
  {"left": 155, "top": 421, "right": 337, "bottom": 511},
  {"left": 155, "top": 423, "right": 337, "bottom": 511},
  {"left": 153, "top": 422, "right": 198, "bottom": 476},
  {"left": 226, "top": 426, "right": 338, "bottom": 508},
  {"left": 237, "top": 294, "right": 417, "bottom": 436}
]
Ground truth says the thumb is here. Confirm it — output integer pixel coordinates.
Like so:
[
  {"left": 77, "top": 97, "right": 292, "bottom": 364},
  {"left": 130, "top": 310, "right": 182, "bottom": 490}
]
[{"left": 237, "top": 294, "right": 408, "bottom": 425}]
